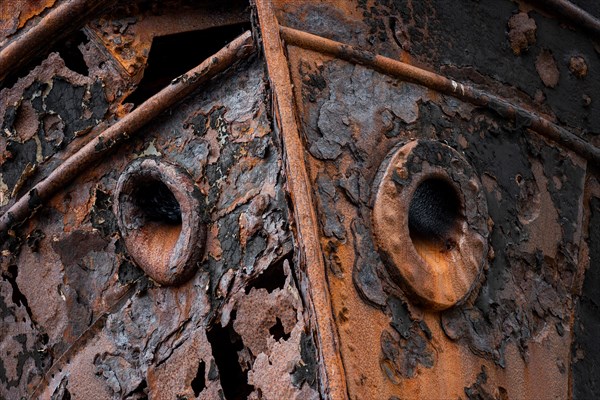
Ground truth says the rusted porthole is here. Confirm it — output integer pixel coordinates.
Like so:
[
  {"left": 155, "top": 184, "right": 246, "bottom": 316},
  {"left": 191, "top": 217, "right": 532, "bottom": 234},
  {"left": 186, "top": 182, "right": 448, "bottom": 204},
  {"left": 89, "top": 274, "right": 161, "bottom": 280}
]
[
  {"left": 114, "top": 157, "right": 206, "bottom": 286},
  {"left": 372, "top": 140, "right": 489, "bottom": 310}
]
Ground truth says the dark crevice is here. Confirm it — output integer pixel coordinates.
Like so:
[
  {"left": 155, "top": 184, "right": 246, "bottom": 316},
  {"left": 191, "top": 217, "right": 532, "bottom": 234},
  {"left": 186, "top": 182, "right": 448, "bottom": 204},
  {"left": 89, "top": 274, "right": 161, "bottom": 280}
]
[
  {"left": 4, "top": 265, "right": 33, "bottom": 321},
  {"left": 206, "top": 312, "right": 253, "bottom": 400},
  {"left": 127, "top": 378, "right": 147, "bottom": 399},
  {"left": 124, "top": 22, "right": 251, "bottom": 106},
  {"left": 55, "top": 30, "right": 89, "bottom": 77},
  {"left": 62, "top": 388, "right": 72, "bottom": 400},
  {"left": 408, "top": 178, "right": 462, "bottom": 248},
  {"left": 291, "top": 331, "right": 318, "bottom": 389},
  {"left": 245, "top": 253, "right": 290, "bottom": 294},
  {"left": 269, "top": 317, "right": 290, "bottom": 342},
  {"left": 2, "top": 30, "right": 89, "bottom": 88},
  {"left": 191, "top": 360, "right": 206, "bottom": 396},
  {"left": 132, "top": 179, "right": 182, "bottom": 224}
]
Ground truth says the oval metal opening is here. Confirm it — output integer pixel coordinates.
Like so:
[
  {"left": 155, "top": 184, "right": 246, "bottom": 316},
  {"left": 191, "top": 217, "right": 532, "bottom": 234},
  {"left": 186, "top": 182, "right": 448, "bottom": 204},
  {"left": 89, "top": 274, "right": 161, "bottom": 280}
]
[
  {"left": 372, "top": 140, "right": 489, "bottom": 309},
  {"left": 115, "top": 158, "right": 205, "bottom": 286}
]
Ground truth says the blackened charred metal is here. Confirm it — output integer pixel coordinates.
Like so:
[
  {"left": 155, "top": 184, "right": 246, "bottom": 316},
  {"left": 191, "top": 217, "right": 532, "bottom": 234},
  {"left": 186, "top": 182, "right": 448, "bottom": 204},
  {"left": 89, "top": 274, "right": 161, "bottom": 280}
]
[
  {"left": 279, "top": 25, "right": 600, "bottom": 165},
  {"left": 0, "top": 30, "right": 255, "bottom": 238},
  {"left": 114, "top": 157, "right": 206, "bottom": 286}
]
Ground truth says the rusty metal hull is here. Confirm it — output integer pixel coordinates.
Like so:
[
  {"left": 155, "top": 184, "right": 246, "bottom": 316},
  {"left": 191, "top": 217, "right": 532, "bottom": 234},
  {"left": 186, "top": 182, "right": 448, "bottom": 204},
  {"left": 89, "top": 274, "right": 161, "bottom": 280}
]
[{"left": 1, "top": 0, "right": 599, "bottom": 399}]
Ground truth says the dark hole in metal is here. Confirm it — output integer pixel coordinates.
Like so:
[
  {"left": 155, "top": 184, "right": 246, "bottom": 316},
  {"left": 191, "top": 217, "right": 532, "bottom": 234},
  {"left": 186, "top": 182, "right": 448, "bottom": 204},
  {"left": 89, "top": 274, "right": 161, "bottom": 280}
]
[
  {"left": 129, "top": 379, "right": 147, "bottom": 398},
  {"left": 245, "top": 253, "right": 290, "bottom": 294},
  {"left": 132, "top": 179, "right": 181, "bottom": 225},
  {"left": 3, "top": 30, "right": 89, "bottom": 88},
  {"left": 206, "top": 312, "right": 254, "bottom": 400},
  {"left": 269, "top": 317, "right": 291, "bottom": 342},
  {"left": 124, "top": 22, "right": 251, "bottom": 106},
  {"left": 408, "top": 178, "right": 462, "bottom": 250},
  {"left": 57, "top": 30, "right": 90, "bottom": 77},
  {"left": 191, "top": 360, "right": 206, "bottom": 396},
  {"left": 6, "top": 264, "right": 31, "bottom": 312}
]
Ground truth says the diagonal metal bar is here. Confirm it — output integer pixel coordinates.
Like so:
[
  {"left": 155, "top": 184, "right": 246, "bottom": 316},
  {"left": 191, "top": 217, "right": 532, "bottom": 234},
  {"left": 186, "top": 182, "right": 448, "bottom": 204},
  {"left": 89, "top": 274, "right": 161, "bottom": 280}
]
[
  {"left": 0, "top": 0, "right": 116, "bottom": 84},
  {"left": 253, "top": 1, "right": 349, "bottom": 399},
  {"left": 0, "top": 30, "right": 255, "bottom": 236},
  {"left": 528, "top": 0, "right": 600, "bottom": 40},
  {"left": 279, "top": 25, "right": 600, "bottom": 166}
]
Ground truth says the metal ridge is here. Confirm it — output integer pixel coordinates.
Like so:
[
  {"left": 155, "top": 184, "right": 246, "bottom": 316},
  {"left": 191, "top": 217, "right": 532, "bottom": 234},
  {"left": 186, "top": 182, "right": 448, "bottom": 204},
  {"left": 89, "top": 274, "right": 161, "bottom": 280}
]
[{"left": 253, "top": 1, "right": 349, "bottom": 399}]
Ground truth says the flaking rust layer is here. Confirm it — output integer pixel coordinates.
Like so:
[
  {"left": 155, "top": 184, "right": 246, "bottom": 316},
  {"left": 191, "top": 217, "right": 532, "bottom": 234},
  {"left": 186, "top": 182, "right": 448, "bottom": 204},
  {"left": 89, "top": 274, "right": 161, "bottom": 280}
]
[
  {"left": 0, "top": 3, "right": 319, "bottom": 395},
  {"left": 279, "top": 0, "right": 598, "bottom": 398},
  {"left": 1, "top": 0, "right": 600, "bottom": 399}
]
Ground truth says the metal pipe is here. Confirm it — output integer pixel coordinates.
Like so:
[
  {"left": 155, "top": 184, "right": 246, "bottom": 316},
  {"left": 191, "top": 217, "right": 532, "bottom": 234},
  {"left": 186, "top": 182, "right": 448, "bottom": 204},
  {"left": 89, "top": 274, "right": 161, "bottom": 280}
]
[
  {"left": 0, "top": 0, "right": 116, "bottom": 84},
  {"left": 0, "top": 30, "right": 255, "bottom": 235},
  {"left": 254, "top": 1, "right": 350, "bottom": 398},
  {"left": 279, "top": 25, "right": 600, "bottom": 166},
  {"left": 528, "top": 0, "right": 600, "bottom": 40}
]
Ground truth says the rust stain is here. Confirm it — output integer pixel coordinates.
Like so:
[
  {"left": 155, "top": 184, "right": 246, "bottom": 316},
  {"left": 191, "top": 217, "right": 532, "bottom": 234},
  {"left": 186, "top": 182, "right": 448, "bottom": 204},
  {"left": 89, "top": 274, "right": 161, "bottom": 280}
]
[
  {"left": 507, "top": 12, "right": 537, "bottom": 56},
  {"left": 372, "top": 140, "right": 489, "bottom": 310},
  {"left": 279, "top": 25, "right": 600, "bottom": 164},
  {"left": 0, "top": 0, "right": 116, "bottom": 83},
  {"left": 0, "top": 31, "right": 255, "bottom": 235},
  {"left": 114, "top": 157, "right": 205, "bottom": 286},
  {"left": 1, "top": 0, "right": 600, "bottom": 399},
  {"left": 569, "top": 55, "right": 588, "bottom": 78},
  {"left": 87, "top": 2, "right": 249, "bottom": 77},
  {"left": 535, "top": 49, "right": 560, "bottom": 88},
  {"left": 0, "top": 0, "right": 56, "bottom": 39}
]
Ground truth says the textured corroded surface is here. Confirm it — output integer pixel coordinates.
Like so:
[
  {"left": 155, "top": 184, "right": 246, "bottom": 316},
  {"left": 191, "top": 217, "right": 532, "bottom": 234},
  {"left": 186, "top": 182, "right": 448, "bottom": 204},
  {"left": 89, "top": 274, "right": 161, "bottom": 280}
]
[
  {"left": 1, "top": 0, "right": 599, "bottom": 399},
  {"left": 372, "top": 140, "right": 489, "bottom": 310},
  {"left": 87, "top": 1, "right": 249, "bottom": 79},
  {"left": 275, "top": 0, "right": 600, "bottom": 142},
  {"left": 113, "top": 157, "right": 207, "bottom": 286},
  {"left": 276, "top": 0, "right": 598, "bottom": 399},
  {"left": 0, "top": 3, "right": 318, "bottom": 395},
  {"left": 287, "top": 46, "right": 587, "bottom": 400},
  {"left": 0, "top": 0, "right": 57, "bottom": 42}
]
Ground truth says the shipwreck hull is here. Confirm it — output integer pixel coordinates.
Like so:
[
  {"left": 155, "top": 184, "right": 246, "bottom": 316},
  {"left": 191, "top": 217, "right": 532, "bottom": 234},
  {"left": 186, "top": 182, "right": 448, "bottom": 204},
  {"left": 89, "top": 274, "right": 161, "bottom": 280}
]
[{"left": 1, "top": 0, "right": 599, "bottom": 399}]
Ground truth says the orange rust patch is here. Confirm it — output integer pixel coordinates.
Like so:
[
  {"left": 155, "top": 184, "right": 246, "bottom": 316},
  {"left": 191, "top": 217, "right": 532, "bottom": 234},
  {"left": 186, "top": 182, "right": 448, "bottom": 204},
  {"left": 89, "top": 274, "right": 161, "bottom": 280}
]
[{"left": 0, "top": 0, "right": 57, "bottom": 38}]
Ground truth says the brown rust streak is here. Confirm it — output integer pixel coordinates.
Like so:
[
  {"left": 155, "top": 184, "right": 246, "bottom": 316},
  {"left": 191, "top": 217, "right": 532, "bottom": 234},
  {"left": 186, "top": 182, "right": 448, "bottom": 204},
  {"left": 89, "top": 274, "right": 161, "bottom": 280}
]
[
  {"left": 254, "top": 1, "right": 348, "bottom": 399},
  {"left": 0, "top": 31, "right": 255, "bottom": 236},
  {"left": 0, "top": 0, "right": 56, "bottom": 34},
  {"left": 0, "top": 0, "right": 116, "bottom": 83},
  {"left": 279, "top": 25, "right": 600, "bottom": 166}
]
